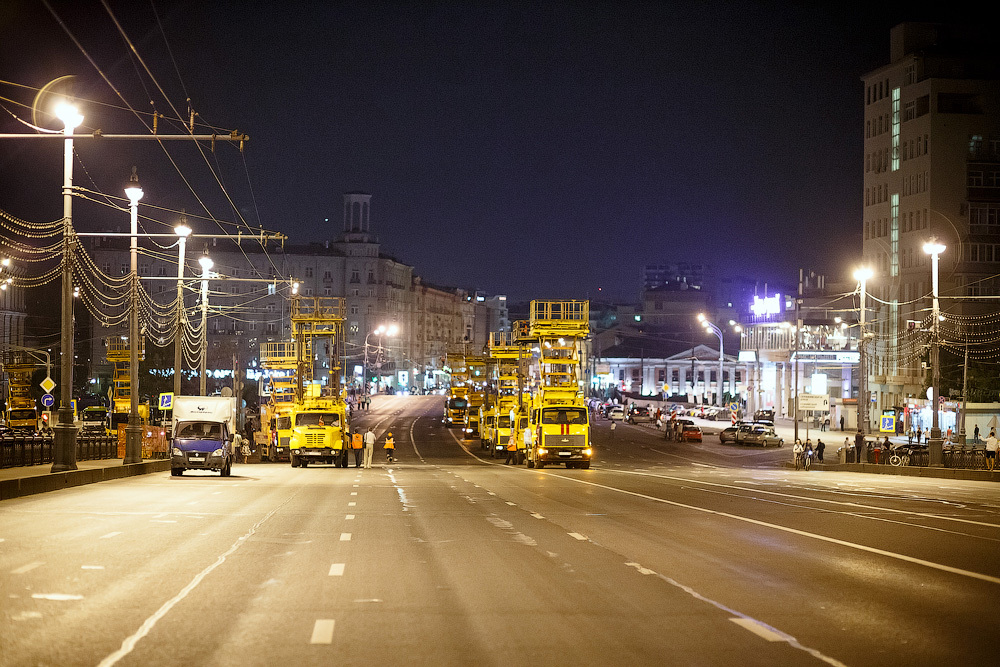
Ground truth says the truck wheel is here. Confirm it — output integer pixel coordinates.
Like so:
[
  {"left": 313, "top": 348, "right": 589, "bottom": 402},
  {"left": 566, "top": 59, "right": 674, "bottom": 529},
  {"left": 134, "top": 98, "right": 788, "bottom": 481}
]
[
  {"left": 171, "top": 468, "right": 182, "bottom": 476},
  {"left": 341, "top": 452, "right": 349, "bottom": 468},
  {"left": 536, "top": 461, "right": 545, "bottom": 469},
  {"left": 290, "top": 455, "right": 300, "bottom": 468},
  {"left": 581, "top": 461, "right": 591, "bottom": 469},
  {"left": 301, "top": 459, "right": 308, "bottom": 468},
  {"left": 527, "top": 458, "right": 534, "bottom": 469}
]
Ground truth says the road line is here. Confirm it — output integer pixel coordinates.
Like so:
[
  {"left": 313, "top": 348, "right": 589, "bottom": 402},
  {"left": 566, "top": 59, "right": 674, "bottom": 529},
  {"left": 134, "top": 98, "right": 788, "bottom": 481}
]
[
  {"left": 81, "top": 565, "right": 105, "bottom": 570},
  {"left": 350, "top": 492, "right": 357, "bottom": 496},
  {"left": 10, "top": 561, "right": 44, "bottom": 574},
  {"left": 505, "top": 501, "right": 517, "bottom": 506},
  {"left": 328, "top": 563, "right": 345, "bottom": 576},
  {"left": 730, "top": 617, "right": 786, "bottom": 642},
  {"left": 568, "top": 532, "right": 588, "bottom": 541},
  {"left": 31, "top": 593, "right": 83, "bottom": 601},
  {"left": 348, "top": 502, "right": 356, "bottom": 506},
  {"left": 546, "top": 472, "right": 1000, "bottom": 585},
  {"left": 345, "top": 514, "right": 355, "bottom": 520},
  {"left": 97, "top": 503, "right": 287, "bottom": 667},
  {"left": 531, "top": 513, "right": 545, "bottom": 519},
  {"left": 99, "top": 532, "right": 122, "bottom": 539},
  {"left": 353, "top": 484, "right": 359, "bottom": 488},
  {"left": 310, "top": 619, "right": 335, "bottom": 644},
  {"left": 340, "top": 533, "right": 352, "bottom": 541}
]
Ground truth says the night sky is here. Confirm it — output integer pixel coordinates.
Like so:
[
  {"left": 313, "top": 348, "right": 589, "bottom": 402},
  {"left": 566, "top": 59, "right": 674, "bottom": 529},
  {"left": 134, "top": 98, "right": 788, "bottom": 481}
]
[{"left": 0, "top": 0, "right": 978, "bottom": 302}]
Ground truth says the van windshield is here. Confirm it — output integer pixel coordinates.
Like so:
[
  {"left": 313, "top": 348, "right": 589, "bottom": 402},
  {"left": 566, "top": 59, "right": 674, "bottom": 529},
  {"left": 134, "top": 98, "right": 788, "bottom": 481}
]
[{"left": 176, "top": 422, "right": 221, "bottom": 439}]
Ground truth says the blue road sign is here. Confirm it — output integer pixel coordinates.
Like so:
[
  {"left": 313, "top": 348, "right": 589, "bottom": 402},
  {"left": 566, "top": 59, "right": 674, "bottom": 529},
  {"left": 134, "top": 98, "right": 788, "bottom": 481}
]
[
  {"left": 159, "top": 392, "right": 174, "bottom": 410},
  {"left": 41, "top": 393, "right": 54, "bottom": 408}
]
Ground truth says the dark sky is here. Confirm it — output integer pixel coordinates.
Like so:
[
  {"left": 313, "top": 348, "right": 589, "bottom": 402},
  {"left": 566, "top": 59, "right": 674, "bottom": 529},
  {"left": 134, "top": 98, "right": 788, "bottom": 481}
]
[{"left": 0, "top": 0, "right": 978, "bottom": 302}]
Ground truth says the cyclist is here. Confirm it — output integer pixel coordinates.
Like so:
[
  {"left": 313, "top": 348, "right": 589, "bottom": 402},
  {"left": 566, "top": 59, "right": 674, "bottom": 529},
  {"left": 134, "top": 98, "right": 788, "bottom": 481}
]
[
  {"left": 803, "top": 440, "right": 814, "bottom": 470},
  {"left": 793, "top": 439, "right": 804, "bottom": 470}
]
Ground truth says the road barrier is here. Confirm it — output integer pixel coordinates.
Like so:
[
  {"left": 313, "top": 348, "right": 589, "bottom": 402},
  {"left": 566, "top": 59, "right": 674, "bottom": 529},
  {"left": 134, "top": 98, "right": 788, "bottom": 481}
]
[{"left": 0, "top": 432, "right": 131, "bottom": 468}]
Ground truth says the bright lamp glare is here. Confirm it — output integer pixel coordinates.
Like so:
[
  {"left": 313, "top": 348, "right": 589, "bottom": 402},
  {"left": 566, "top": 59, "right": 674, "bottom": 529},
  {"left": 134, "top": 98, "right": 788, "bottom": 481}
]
[
  {"left": 853, "top": 267, "right": 873, "bottom": 282},
  {"left": 198, "top": 256, "right": 213, "bottom": 270},
  {"left": 923, "top": 241, "right": 946, "bottom": 255},
  {"left": 54, "top": 101, "right": 83, "bottom": 130},
  {"left": 175, "top": 224, "right": 192, "bottom": 238}
]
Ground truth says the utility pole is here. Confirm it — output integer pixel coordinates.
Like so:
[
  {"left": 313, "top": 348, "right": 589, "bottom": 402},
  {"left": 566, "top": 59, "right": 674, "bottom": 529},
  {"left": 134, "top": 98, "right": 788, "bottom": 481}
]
[
  {"left": 793, "top": 269, "right": 802, "bottom": 444},
  {"left": 959, "top": 343, "right": 968, "bottom": 445}
]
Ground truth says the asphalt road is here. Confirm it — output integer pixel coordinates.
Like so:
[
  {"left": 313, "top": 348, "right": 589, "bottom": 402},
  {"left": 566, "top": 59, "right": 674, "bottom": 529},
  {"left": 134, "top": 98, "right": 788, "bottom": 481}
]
[{"left": 2, "top": 395, "right": 998, "bottom": 666}]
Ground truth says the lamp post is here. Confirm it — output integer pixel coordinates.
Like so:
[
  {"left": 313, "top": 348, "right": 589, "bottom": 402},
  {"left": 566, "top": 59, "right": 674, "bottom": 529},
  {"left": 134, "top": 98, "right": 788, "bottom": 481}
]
[
  {"left": 198, "top": 255, "right": 213, "bottom": 396},
  {"left": 697, "top": 313, "right": 726, "bottom": 408},
  {"left": 923, "top": 238, "right": 946, "bottom": 466},
  {"left": 853, "top": 267, "right": 873, "bottom": 437},
  {"left": 51, "top": 101, "right": 83, "bottom": 473},
  {"left": 363, "top": 324, "right": 399, "bottom": 395},
  {"left": 122, "top": 168, "right": 144, "bottom": 464},
  {"left": 173, "top": 221, "right": 191, "bottom": 396}
]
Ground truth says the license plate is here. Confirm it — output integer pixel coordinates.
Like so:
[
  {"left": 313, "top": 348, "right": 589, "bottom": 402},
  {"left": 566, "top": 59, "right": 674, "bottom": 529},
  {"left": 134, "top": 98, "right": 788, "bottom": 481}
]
[
  {"left": 189, "top": 456, "right": 205, "bottom": 462},
  {"left": 558, "top": 451, "right": 571, "bottom": 457}
]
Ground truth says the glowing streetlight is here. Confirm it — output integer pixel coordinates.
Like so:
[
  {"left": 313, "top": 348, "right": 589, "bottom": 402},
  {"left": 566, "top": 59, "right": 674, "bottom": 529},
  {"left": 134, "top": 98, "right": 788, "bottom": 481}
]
[
  {"left": 853, "top": 266, "right": 873, "bottom": 436},
  {"left": 199, "top": 254, "right": 213, "bottom": 395},
  {"left": 173, "top": 221, "right": 192, "bottom": 395},
  {"left": 923, "top": 239, "right": 946, "bottom": 465},
  {"left": 123, "top": 167, "right": 145, "bottom": 464}
]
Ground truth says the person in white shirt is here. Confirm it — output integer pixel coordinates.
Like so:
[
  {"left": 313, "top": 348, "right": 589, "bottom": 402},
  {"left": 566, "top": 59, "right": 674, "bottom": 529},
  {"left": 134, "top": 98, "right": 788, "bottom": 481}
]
[
  {"left": 986, "top": 428, "right": 998, "bottom": 472},
  {"left": 363, "top": 427, "right": 376, "bottom": 468}
]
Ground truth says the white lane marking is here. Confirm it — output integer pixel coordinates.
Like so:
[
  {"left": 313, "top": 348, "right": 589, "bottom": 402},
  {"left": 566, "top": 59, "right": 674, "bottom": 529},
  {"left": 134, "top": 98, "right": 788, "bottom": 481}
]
[
  {"left": 97, "top": 504, "right": 286, "bottom": 667},
  {"left": 345, "top": 515, "right": 355, "bottom": 520},
  {"left": 153, "top": 513, "right": 168, "bottom": 519},
  {"left": 32, "top": 593, "right": 84, "bottom": 601},
  {"left": 328, "top": 563, "right": 345, "bottom": 576},
  {"left": 81, "top": 565, "right": 105, "bottom": 570},
  {"left": 212, "top": 491, "right": 222, "bottom": 495},
  {"left": 626, "top": 560, "right": 844, "bottom": 666},
  {"left": 11, "top": 561, "right": 44, "bottom": 574},
  {"left": 340, "top": 533, "right": 352, "bottom": 541},
  {"left": 151, "top": 520, "right": 177, "bottom": 524},
  {"left": 99, "top": 532, "right": 122, "bottom": 540},
  {"left": 531, "top": 513, "right": 545, "bottom": 519},
  {"left": 353, "top": 485, "right": 359, "bottom": 488},
  {"left": 310, "top": 619, "right": 335, "bottom": 644},
  {"left": 350, "top": 492, "right": 357, "bottom": 496},
  {"left": 545, "top": 472, "right": 1000, "bottom": 586},
  {"left": 568, "top": 532, "right": 588, "bottom": 541},
  {"left": 354, "top": 598, "right": 383, "bottom": 603},
  {"left": 731, "top": 617, "right": 786, "bottom": 642},
  {"left": 348, "top": 502, "right": 356, "bottom": 507},
  {"left": 11, "top": 611, "right": 43, "bottom": 621},
  {"left": 505, "top": 501, "right": 517, "bottom": 506},
  {"left": 625, "top": 562, "right": 656, "bottom": 575},
  {"left": 487, "top": 491, "right": 496, "bottom": 496}
]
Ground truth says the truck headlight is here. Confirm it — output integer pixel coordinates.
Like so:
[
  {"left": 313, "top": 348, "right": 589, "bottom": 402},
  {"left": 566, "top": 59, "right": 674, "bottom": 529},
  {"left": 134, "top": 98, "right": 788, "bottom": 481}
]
[
  {"left": 172, "top": 448, "right": 182, "bottom": 456},
  {"left": 212, "top": 448, "right": 223, "bottom": 457},
  {"left": 583, "top": 448, "right": 592, "bottom": 456},
  {"left": 292, "top": 449, "right": 300, "bottom": 454},
  {"left": 537, "top": 448, "right": 547, "bottom": 455}
]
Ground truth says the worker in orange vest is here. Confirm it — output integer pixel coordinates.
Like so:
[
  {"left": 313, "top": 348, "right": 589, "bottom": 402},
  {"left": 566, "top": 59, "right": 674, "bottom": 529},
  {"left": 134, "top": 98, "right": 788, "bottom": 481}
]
[
  {"left": 350, "top": 429, "right": 364, "bottom": 468},
  {"left": 384, "top": 432, "right": 395, "bottom": 462},
  {"left": 505, "top": 433, "right": 518, "bottom": 465}
]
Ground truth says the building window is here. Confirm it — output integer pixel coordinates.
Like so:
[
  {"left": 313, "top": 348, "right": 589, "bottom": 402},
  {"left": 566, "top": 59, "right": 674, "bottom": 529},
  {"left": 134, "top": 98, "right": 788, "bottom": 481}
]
[
  {"left": 324, "top": 287, "right": 332, "bottom": 296},
  {"left": 350, "top": 270, "right": 360, "bottom": 283},
  {"left": 367, "top": 271, "right": 376, "bottom": 284},
  {"left": 350, "top": 305, "right": 359, "bottom": 315},
  {"left": 305, "top": 267, "right": 313, "bottom": 278}
]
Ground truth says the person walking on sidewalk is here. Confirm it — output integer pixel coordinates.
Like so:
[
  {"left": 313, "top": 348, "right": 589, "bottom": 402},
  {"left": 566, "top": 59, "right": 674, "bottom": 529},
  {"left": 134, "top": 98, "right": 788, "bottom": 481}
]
[
  {"left": 973, "top": 424, "right": 980, "bottom": 445},
  {"left": 986, "top": 429, "right": 998, "bottom": 472},
  {"left": 351, "top": 429, "right": 363, "bottom": 468},
  {"left": 363, "top": 427, "right": 375, "bottom": 468},
  {"left": 816, "top": 439, "right": 825, "bottom": 462}
]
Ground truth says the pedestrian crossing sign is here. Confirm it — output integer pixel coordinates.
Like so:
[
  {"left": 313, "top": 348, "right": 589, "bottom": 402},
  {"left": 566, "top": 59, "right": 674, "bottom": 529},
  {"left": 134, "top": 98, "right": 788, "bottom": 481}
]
[
  {"left": 159, "top": 392, "right": 174, "bottom": 410},
  {"left": 880, "top": 415, "right": 895, "bottom": 433}
]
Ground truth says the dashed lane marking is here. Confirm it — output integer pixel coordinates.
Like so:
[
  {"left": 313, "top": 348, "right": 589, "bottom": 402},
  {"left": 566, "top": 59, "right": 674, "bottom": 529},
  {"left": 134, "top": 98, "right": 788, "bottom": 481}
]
[
  {"left": 340, "top": 533, "right": 352, "bottom": 541},
  {"left": 350, "top": 492, "right": 357, "bottom": 496},
  {"left": 531, "top": 513, "right": 545, "bottom": 519},
  {"left": 81, "top": 565, "right": 105, "bottom": 570},
  {"left": 348, "top": 502, "right": 356, "bottom": 507},
  {"left": 10, "top": 561, "right": 44, "bottom": 574},
  {"left": 505, "top": 502, "right": 517, "bottom": 506},
  {"left": 345, "top": 515, "right": 355, "bottom": 520},
  {"left": 568, "top": 533, "right": 588, "bottom": 541},
  {"left": 328, "top": 563, "right": 345, "bottom": 576},
  {"left": 310, "top": 619, "right": 335, "bottom": 644},
  {"left": 730, "top": 618, "right": 786, "bottom": 642},
  {"left": 31, "top": 593, "right": 84, "bottom": 601},
  {"left": 99, "top": 532, "right": 122, "bottom": 540}
]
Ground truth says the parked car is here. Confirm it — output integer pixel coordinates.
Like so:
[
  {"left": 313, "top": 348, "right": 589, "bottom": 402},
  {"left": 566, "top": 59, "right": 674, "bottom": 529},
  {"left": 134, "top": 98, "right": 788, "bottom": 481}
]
[
  {"left": 719, "top": 425, "right": 739, "bottom": 444},
  {"left": 678, "top": 420, "right": 702, "bottom": 442},
  {"left": 607, "top": 406, "right": 625, "bottom": 421},
  {"left": 741, "top": 425, "right": 783, "bottom": 447},
  {"left": 626, "top": 406, "right": 654, "bottom": 424}
]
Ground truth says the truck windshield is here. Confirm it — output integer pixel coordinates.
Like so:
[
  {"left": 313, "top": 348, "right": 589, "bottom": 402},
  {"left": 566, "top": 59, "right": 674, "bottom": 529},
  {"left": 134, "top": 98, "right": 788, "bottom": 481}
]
[
  {"left": 176, "top": 422, "right": 221, "bottom": 439},
  {"left": 541, "top": 408, "right": 587, "bottom": 425},
  {"left": 297, "top": 413, "right": 340, "bottom": 427},
  {"left": 497, "top": 416, "right": 511, "bottom": 428},
  {"left": 448, "top": 398, "right": 467, "bottom": 409},
  {"left": 275, "top": 416, "right": 292, "bottom": 430},
  {"left": 84, "top": 409, "right": 108, "bottom": 420}
]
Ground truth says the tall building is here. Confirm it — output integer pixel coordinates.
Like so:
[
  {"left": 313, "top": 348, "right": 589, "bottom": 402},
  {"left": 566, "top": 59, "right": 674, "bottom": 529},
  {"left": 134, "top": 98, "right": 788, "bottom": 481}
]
[{"left": 861, "top": 22, "right": 999, "bottom": 428}]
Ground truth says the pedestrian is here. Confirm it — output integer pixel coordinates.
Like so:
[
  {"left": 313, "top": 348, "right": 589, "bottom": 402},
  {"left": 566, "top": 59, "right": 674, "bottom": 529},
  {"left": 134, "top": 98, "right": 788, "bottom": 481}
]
[
  {"left": 822, "top": 417, "right": 829, "bottom": 432},
  {"left": 793, "top": 439, "right": 804, "bottom": 469},
  {"left": 973, "top": 424, "right": 980, "bottom": 444},
  {"left": 383, "top": 431, "right": 395, "bottom": 462},
  {"left": 986, "top": 429, "right": 998, "bottom": 472},
  {"left": 816, "top": 439, "right": 825, "bottom": 462},
  {"left": 840, "top": 415, "right": 845, "bottom": 431},
  {"left": 907, "top": 429, "right": 913, "bottom": 445},
  {"left": 363, "top": 427, "right": 375, "bottom": 468},
  {"left": 351, "top": 428, "right": 363, "bottom": 467},
  {"left": 505, "top": 433, "right": 517, "bottom": 464},
  {"left": 610, "top": 421, "right": 616, "bottom": 441},
  {"left": 854, "top": 431, "right": 865, "bottom": 464},
  {"left": 923, "top": 428, "right": 929, "bottom": 444}
]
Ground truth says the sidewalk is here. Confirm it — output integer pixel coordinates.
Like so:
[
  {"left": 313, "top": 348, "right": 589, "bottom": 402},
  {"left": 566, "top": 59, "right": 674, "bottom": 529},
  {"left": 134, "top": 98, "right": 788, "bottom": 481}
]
[{"left": 0, "top": 458, "right": 171, "bottom": 501}]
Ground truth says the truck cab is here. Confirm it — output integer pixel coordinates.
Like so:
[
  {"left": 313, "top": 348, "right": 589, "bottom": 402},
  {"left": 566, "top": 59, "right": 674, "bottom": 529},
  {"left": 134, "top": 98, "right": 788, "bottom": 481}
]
[
  {"left": 171, "top": 420, "right": 233, "bottom": 476},
  {"left": 444, "top": 395, "right": 468, "bottom": 427},
  {"left": 527, "top": 402, "right": 592, "bottom": 469},
  {"left": 289, "top": 402, "right": 349, "bottom": 468}
]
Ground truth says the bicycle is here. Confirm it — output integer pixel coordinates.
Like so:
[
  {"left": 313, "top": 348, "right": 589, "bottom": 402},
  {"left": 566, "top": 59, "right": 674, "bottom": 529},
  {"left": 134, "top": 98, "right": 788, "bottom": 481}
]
[{"left": 889, "top": 449, "right": 910, "bottom": 466}]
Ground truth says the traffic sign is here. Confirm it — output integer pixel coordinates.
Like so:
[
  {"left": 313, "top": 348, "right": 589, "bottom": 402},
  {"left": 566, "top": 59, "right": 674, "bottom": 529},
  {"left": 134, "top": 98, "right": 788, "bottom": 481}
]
[
  {"left": 729, "top": 402, "right": 739, "bottom": 412},
  {"left": 880, "top": 415, "right": 896, "bottom": 433},
  {"left": 798, "top": 393, "right": 829, "bottom": 411},
  {"left": 159, "top": 392, "right": 174, "bottom": 410},
  {"left": 40, "top": 376, "right": 56, "bottom": 393},
  {"left": 41, "top": 393, "right": 54, "bottom": 408}
]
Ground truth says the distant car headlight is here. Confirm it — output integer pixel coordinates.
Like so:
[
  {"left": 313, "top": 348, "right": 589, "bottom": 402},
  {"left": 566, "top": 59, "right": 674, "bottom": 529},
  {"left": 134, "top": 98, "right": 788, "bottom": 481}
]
[
  {"left": 172, "top": 447, "right": 182, "bottom": 456},
  {"left": 212, "top": 448, "right": 223, "bottom": 457}
]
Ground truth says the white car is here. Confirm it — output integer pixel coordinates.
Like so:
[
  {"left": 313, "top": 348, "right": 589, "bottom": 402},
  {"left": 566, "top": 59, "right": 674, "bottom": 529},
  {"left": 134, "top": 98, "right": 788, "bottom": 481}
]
[{"left": 608, "top": 407, "right": 625, "bottom": 421}]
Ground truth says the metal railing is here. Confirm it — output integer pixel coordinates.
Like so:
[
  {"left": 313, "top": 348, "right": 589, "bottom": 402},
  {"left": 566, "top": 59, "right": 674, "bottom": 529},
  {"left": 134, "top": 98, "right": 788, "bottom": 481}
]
[
  {"left": 858, "top": 443, "right": 991, "bottom": 470},
  {"left": 0, "top": 433, "right": 121, "bottom": 469}
]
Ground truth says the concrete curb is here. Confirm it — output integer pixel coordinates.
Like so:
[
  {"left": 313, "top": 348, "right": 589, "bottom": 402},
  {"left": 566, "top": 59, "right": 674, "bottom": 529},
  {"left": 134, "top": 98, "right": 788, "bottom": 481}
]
[
  {"left": 780, "top": 460, "right": 1000, "bottom": 482},
  {"left": 0, "top": 460, "right": 172, "bottom": 501}
]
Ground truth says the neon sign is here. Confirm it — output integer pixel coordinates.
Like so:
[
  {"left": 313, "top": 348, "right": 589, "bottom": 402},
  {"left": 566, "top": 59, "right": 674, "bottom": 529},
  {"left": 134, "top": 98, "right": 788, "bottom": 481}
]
[{"left": 750, "top": 294, "right": 782, "bottom": 317}]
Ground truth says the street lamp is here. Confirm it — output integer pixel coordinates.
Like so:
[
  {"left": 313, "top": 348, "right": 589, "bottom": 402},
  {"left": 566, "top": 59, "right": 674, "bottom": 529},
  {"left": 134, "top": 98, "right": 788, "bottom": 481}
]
[
  {"left": 198, "top": 254, "right": 213, "bottom": 396},
  {"left": 923, "top": 238, "right": 946, "bottom": 466},
  {"left": 123, "top": 167, "right": 144, "bottom": 464},
  {"left": 853, "top": 266, "right": 873, "bottom": 437},
  {"left": 51, "top": 100, "right": 84, "bottom": 473},
  {"left": 697, "top": 313, "right": 726, "bottom": 408},
  {"left": 173, "top": 220, "right": 191, "bottom": 396},
  {"left": 364, "top": 324, "right": 399, "bottom": 395}
]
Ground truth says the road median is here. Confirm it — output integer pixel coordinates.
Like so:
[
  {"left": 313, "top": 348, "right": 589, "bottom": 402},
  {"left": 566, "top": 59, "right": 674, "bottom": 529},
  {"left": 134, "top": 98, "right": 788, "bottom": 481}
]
[{"left": 0, "top": 460, "right": 171, "bottom": 501}]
